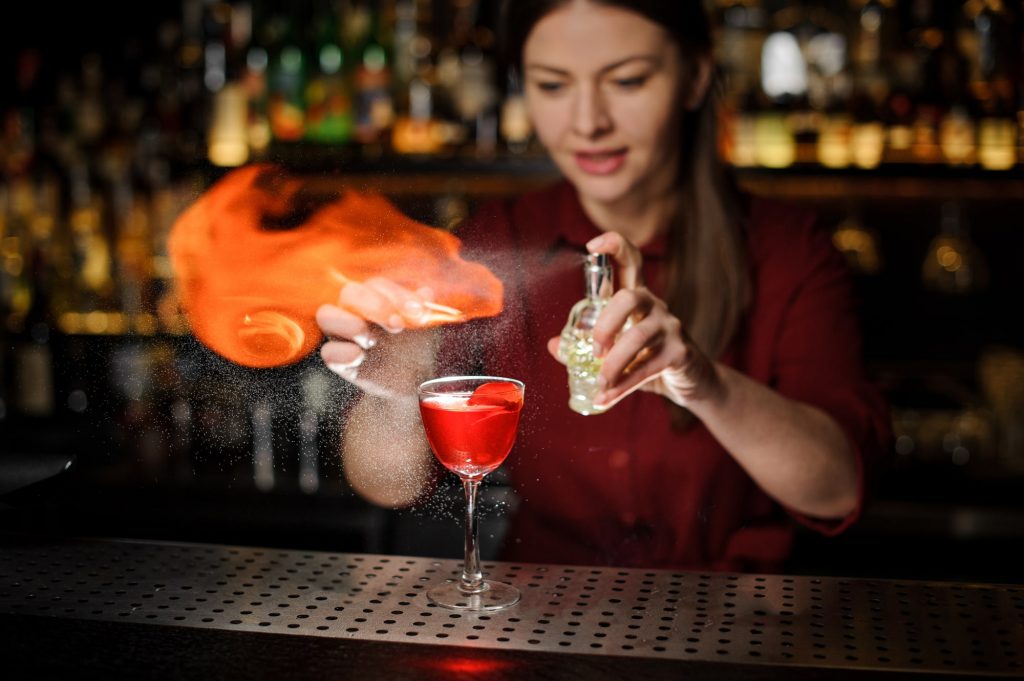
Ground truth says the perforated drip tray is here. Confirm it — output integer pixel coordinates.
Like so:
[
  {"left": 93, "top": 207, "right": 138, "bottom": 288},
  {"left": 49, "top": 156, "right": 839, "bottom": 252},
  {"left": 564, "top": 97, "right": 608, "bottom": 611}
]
[{"left": 1, "top": 537, "right": 1022, "bottom": 675}]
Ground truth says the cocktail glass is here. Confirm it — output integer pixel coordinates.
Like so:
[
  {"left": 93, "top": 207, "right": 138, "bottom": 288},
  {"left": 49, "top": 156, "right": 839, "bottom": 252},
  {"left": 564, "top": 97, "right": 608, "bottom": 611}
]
[{"left": 417, "top": 375, "right": 525, "bottom": 611}]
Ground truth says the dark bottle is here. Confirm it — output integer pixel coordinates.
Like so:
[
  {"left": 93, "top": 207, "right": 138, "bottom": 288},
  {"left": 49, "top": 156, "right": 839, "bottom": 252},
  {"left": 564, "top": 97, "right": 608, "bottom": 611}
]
[
  {"left": 12, "top": 179, "right": 58, "bottom": 418},
  {"left": 267, "top": 16, "right": 307, "bottom": 142},
  {"left": 305, "top": 3, "right": 354, "bottom": 144},
  {"left": 353, "top": 0, "right": 395, "bottom": 147}
]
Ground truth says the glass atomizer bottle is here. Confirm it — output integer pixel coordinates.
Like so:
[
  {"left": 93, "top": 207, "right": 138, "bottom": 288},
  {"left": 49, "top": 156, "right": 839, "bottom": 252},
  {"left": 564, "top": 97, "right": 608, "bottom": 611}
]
[{"left": 558, "top": 253, "right": 615, "bottom": 415}]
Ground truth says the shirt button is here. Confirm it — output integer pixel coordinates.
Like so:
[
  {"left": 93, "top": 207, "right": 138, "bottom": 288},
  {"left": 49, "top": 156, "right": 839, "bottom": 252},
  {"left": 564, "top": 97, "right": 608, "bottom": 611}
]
[{"left": 609, "top": 449, "right": 630, "bottom": 469}]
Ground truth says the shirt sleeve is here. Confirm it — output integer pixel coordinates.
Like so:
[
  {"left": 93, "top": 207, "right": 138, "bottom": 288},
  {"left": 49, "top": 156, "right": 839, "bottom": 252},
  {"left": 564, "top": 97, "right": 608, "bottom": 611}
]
[{"left": 769, "top": 213, "right": 892, "bottom": 536}]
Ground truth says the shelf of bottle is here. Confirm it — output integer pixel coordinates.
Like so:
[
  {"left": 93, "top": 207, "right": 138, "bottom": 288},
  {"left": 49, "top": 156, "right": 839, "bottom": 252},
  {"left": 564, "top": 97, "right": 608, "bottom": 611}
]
[
  {"left": 52, "top": 311, "right": 190, "bottom": 337},
  {"left": 245, "top": 142, "right": 1024, "bottom": 202},
  {"left": 735, "top": 162, "right": 1024, "bottom": 201},
  {"left": 241, "top": 143, "right": 561, "bottom": 196}
]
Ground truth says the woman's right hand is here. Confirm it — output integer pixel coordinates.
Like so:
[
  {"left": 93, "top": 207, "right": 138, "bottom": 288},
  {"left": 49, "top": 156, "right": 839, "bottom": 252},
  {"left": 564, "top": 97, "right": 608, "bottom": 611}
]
[
  {"left": 318, "top": 278, "right": 440, "bottom": 508},
  {"left": 316, "top": 277, "right": 438, "bottom": 400}
]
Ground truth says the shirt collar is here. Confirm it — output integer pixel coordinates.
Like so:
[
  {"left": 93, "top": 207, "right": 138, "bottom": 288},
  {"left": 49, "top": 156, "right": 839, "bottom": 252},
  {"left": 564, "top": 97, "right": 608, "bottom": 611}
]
[{"left": 551, "top": 180, "right": 669, "bottom": 259}]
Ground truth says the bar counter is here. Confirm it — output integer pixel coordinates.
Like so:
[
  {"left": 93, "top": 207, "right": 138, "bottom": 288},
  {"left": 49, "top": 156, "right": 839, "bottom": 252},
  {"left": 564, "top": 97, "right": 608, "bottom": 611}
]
[{"left": 2, "top": 534, "right": 1021, "bottom": 679}]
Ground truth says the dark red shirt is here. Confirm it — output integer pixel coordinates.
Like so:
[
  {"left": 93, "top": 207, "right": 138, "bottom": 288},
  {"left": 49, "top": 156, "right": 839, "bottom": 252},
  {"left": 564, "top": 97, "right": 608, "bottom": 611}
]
[{"left": 441, "top": 181, "right": 891, "bottom": 572}]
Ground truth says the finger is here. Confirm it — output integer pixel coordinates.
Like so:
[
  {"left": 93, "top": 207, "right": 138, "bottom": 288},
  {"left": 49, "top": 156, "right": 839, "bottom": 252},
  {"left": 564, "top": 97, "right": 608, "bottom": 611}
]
[
  {"left": 547, "top": 336, "right": 567, "bottom": 365},
  {"left": 321, "top": 340, "right": 365, "bottom": 376},
  {"left": 315, "top": 304, "right": 377, "bottom": 350},
  {"left": 364, "top": 277, "right": 430, "bottom": 326},
  {"left": 594, "top": 369, "right": 664, "bottom": 411},
  {"left": 598, "top": 314, "right": 664, "bottom": 388},
  {"left": 338, "top": 281, "right": 406, "bottom": 333},
  {"left": 591, "top": 288, "right": 654, "bottom": 356},
  {"left": 586, "top": 232, "right": 643, "bottom": 289},
  {"left": 322, "top": 343, "right": 406, "bottom": 401},
  {"left": 595, "top": 350, "right": 678, "bottom": 410}
]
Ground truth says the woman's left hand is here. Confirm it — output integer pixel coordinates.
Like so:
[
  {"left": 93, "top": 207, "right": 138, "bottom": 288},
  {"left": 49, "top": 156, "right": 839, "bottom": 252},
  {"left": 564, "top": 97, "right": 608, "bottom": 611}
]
[{"left": 547, "top": 232, "right": 722, "bottom": 411}]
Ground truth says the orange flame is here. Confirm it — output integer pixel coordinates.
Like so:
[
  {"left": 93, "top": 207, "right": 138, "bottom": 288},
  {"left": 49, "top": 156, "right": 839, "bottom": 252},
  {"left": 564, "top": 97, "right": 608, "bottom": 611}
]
[{"left": 168, "top": 164, "right": 503, "bottom": 368}]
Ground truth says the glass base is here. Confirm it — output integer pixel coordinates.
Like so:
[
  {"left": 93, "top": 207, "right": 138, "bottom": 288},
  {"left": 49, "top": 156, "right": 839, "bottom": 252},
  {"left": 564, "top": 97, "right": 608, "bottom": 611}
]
[{"left": 427, "top": 579, "right": 521, "bottom": 612}]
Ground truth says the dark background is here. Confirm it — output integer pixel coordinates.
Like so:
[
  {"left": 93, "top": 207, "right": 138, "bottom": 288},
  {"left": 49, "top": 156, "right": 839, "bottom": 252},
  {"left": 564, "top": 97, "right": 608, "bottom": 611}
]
[{"left": 2, "top": 1, "right": 1024, "bottom": 585}]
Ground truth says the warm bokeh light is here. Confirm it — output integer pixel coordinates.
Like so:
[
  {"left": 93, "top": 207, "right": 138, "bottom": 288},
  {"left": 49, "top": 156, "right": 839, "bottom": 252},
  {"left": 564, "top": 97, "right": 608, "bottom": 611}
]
[
  {"left": 754, "top": 113, "right": 796, "bottom": 168},
  {"left": 978, "top": 118, "right": 1016, "bottom": 170},
  {"left": 168, "top": 164, "right": 503, "bottom": 367},
  {"left": 817, "top": 115, "right": 852, "bottom": 169}
]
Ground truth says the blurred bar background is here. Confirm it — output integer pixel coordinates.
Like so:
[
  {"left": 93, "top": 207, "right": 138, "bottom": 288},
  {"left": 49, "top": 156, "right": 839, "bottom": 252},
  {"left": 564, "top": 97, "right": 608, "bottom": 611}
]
[{"left": 1, "top": 0, "right": 1023, "bottom": 583}]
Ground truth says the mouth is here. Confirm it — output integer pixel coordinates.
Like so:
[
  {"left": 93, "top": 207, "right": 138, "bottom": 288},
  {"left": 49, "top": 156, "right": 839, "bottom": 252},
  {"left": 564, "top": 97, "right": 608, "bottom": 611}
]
[{"left": 573, "top": 148, "right": 628, "bottom": 176}]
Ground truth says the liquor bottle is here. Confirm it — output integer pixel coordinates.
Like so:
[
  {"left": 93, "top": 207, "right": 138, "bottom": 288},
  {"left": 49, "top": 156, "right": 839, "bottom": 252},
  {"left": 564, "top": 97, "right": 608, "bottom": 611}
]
[
  {"left": 242, "top": 46, "right": 272, "bottom": 153},
  {"left": 179, "top": 1, "right": 208, "bottom": 163},
  {"left": 898, "top": 0, "right": 945, "bottom": 164},
  {"left": 75, "top": 54, "right": 108, "bottom": 149},
  {"left": 67, "top": 159, "right": 117, "bottom": 320},
  {"left": 459, "top": 26, "right": 499, "bottom": 157},
  {"left": 883, "top": 88, "right": 915, "bottom": 163},
  {"left": 304, "top": 6, "right": 354, "bottom": 144},
  {"left": 755, "top": 5, "right": 808, "bottom": 168},
  {"left": 207, "top": 81, "right": 251, "bottom": 166},
  {"left": 712, "top": 0, "right": 767, "bottom": 106},
  {"left": 1, "top": 179, "right": 35, "bottom": 330},
  {"left": 267, "top": 17, "right": 307, "bottom": 142},
  {"left": 850, "top": 0, "right": 896, "bottom": 84},
  {"left": 252, "top": 398, "right": 275, "bottom": 491},
  {"left": 921, "top": 201, "right": 988, "bottom": 294},
  {"left": 714, "top": 0, "right": 767, "bottom": 165},
  {"left": 298, "top": 368, "right": 333, "bottom": 495},
  {"left": 393, "top": 29, "right": 453, "bottom": 155},
  {"left": 354, "top": 1, "right": 395, "bottom": 148},
  {"left": 148, "top": 177, "right": 194, "bottom": 334},
  {"left": 391, "top": 67, "right": 442, "bottom": 154},
  {"left": 499, "top": 70, "right": 532, "bottom": 154},
  {"left": 843, "top": 0, "right": 890, "bottom": 168},
  {"left": 202, "top": 0, "right": 230, "bottom": 94},
  {"left": 818, "top": 99, "right": 853, "bottom": 168},
  {"left": 960, "top": 0, "right": 1017, "bottom": 170},
  {"left": 12, "top": 179, "right": 57, "bottom": 418},
  {"left": 557, "top": 254, "right": 616, "bottom": 416},
  {"left": 849, "top": 88, "right": 886, "bottom": 169},
  {"left": 205, "top": 0, "right": 252, "bottom": 165},
  {"left": 112, "top": 174, "right": 156, "bottom": 333},
  {"left": 392, "top": 0, "right": 419, "bottom": 94}
]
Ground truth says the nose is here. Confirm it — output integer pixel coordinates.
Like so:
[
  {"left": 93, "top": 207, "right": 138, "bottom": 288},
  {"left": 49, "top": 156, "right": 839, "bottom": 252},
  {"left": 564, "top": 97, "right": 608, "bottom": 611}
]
[{"left": 571, "top": 84, "right": 612, "bottom": 139}]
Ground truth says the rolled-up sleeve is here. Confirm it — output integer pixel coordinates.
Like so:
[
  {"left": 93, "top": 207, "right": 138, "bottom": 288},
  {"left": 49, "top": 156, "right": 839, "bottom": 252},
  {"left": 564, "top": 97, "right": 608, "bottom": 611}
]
[{"left": 769, "top": 218, "right": 892, "bottom": 536}]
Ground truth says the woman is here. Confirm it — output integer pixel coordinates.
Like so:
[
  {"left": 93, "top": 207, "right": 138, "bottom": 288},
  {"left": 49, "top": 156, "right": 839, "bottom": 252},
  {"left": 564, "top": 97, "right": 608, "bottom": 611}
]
[{"left": 316, "top": 0, "right": 890, "bottom": 572}]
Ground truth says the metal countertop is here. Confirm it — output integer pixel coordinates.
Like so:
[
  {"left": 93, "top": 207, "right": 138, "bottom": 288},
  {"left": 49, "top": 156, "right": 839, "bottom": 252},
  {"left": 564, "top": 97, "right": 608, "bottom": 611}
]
[{"left": 1, "top": 536, "right": 1022, "bottom": 677}]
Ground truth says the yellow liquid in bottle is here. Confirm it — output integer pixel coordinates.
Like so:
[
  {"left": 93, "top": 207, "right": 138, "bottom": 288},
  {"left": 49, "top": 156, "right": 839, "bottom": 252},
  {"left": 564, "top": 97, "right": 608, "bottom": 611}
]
[{"left": 559, "top": 320, "right": 607, "bottom": 416}]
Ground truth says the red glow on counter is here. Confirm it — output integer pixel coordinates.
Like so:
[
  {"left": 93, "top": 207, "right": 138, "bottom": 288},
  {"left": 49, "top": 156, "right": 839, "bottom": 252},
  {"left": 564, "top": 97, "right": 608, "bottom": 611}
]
[{"left": 432, "top": 656, "right": 513, "bottom": 674}]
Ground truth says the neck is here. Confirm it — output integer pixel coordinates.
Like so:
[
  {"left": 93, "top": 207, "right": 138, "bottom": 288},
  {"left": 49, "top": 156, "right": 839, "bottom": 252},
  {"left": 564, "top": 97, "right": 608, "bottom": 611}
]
[{"left": 578, "top": 179, "right": 680, "bottom": 247}]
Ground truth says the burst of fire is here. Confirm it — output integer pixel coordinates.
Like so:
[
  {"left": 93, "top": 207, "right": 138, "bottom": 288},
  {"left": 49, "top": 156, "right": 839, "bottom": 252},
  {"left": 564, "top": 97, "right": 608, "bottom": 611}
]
[{"left": 168, "top": 164, "right": 503, "bottom": 368}]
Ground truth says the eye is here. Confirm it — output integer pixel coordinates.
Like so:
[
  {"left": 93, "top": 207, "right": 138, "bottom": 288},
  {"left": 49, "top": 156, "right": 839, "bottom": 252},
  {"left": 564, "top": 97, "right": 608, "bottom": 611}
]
[
  {"left": 614, "top": 75, "right": 648, "bottom": 89},
  {"left": 535, "top": 81, "right": 566, "bottom": 93}
]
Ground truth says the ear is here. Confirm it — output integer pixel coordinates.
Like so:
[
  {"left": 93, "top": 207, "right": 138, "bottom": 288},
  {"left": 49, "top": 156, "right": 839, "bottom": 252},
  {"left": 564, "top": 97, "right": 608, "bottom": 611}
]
[{"left": 682, "top": 53, "right": 713, "bottom": 111}]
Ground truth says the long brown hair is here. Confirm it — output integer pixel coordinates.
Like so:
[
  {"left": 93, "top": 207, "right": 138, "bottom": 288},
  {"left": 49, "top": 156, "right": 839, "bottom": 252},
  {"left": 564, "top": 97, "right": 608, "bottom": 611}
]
[{"left": 502, "top": 0, "right": 750, "bottom": 428}]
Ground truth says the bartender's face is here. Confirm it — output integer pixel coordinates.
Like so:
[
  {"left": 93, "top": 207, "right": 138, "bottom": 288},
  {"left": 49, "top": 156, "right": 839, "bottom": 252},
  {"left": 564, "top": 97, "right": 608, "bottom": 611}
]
[{"left": 523, "top": 1, "right": 692, "bottom": 207}]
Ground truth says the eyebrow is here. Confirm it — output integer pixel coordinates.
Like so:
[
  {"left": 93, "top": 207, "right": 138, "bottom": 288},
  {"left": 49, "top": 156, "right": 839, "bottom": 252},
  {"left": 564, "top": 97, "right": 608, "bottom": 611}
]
[{"left": 524, "top": 55, "right": 659, "bottom": 77}]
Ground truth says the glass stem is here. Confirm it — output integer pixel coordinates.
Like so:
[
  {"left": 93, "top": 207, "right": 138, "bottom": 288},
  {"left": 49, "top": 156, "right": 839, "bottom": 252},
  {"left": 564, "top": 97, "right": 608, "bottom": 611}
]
[{"left": 460, "top": 478, "right": 484, "bottom": 594}]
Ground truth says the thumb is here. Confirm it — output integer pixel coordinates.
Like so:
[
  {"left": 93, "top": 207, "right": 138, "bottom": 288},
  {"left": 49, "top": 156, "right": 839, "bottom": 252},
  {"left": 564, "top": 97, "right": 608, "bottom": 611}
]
[{"left": 547, "top": 336, "right": 566, "bottom": 365}]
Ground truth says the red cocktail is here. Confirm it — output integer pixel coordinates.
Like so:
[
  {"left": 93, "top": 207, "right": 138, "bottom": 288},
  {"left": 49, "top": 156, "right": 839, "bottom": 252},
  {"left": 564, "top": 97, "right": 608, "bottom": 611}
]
[
  {"left": 420, "top": 388, "right": 522, "bottom": 478},
  {"left": 418, "top": 376, "right": 525, "bottom": 611}
]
